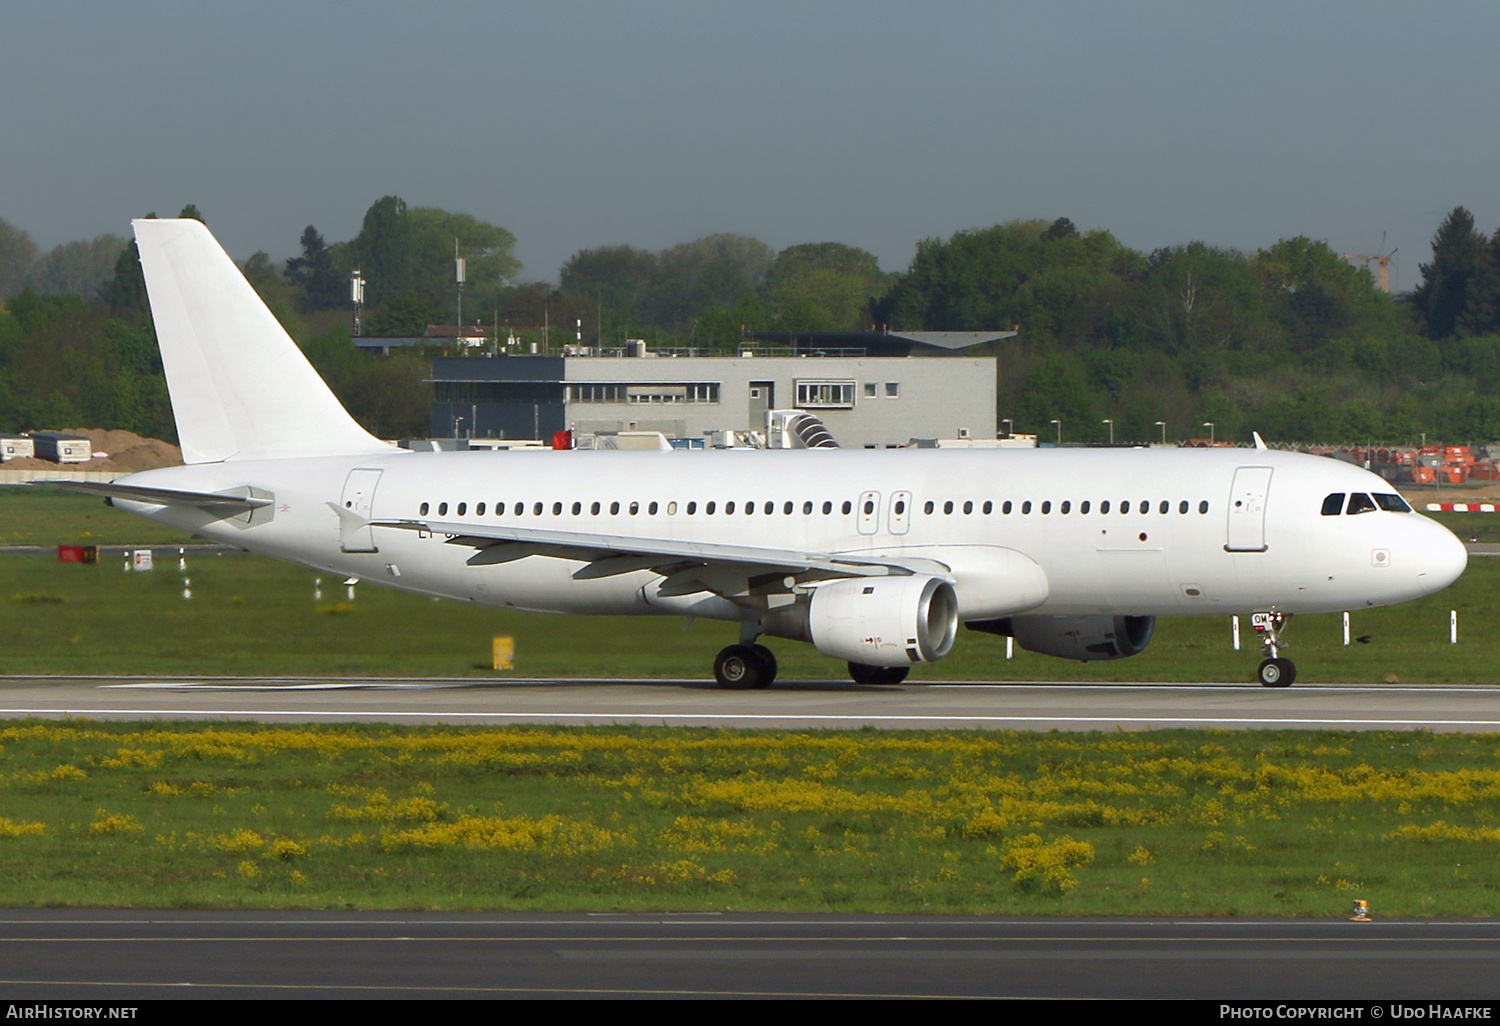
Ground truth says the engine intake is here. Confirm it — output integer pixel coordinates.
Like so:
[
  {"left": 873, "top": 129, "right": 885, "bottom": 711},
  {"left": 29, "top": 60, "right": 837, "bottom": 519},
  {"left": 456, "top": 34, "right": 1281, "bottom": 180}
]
[
  {"left": 968, "top": 614, "right": 1155, "bottom": 661},
  {"left": 802, "top": 574, "right": 959, "bottom": 667}
]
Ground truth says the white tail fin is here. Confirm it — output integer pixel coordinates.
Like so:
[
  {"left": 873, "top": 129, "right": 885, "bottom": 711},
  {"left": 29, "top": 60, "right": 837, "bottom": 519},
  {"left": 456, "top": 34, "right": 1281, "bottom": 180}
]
[{"left": 133, "top": 218, "right": 392, "bottom": 464}]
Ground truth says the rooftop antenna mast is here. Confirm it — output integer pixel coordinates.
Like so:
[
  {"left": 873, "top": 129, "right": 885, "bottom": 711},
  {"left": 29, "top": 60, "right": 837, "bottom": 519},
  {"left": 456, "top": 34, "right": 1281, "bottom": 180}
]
[{"left": 1341, "top": 232, "right": 1398, "bottom": 293}]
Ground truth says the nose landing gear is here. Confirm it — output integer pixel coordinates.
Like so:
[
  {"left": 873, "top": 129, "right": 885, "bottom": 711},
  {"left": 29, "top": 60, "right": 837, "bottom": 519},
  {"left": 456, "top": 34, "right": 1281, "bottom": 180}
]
[{"left": 1251, "top": 610, "right": 1296, "bottom": 687}]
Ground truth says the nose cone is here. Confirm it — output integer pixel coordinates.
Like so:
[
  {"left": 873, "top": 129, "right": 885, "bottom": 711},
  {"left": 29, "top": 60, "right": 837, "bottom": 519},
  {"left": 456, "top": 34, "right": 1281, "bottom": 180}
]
[{"left": 1416, "top": 518, "right": 1468, "bottom": 594}]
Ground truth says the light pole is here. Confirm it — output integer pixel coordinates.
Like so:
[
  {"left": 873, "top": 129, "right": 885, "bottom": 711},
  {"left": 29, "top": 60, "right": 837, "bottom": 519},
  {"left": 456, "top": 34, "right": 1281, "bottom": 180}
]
[
  {"left": 349, "top": 270, "right": 365, "bottom": 337},
  {"left": 1203, "top": 421, "right": 1215, "bottom": 445},
  {"left": 1155, "top": 420, "right": 1166, "bottom": 445},
  {"left": 1102, "top": 419, "right": 1113, "bottom": 445},
  {"left": 1050, "top": 419, "right": 1061, "bottom": 445}
]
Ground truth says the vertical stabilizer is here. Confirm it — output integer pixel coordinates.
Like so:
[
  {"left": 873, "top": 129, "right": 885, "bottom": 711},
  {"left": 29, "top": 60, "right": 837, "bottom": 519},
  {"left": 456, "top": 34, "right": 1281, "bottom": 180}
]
[{"left": 133, "top": 218, "right": 393, "bottom": 463}]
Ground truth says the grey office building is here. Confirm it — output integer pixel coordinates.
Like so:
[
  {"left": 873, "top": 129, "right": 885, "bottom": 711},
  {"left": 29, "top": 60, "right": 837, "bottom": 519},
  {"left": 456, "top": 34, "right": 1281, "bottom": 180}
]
[{"left": 430, "top": 330, "right": 1011, "bottom": 449}]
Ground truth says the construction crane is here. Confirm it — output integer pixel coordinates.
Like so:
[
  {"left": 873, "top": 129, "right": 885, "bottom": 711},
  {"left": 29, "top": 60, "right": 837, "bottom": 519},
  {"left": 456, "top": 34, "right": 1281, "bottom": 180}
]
[{"left": 1341, "top": 233, "right": 1397, "bottom": 293}]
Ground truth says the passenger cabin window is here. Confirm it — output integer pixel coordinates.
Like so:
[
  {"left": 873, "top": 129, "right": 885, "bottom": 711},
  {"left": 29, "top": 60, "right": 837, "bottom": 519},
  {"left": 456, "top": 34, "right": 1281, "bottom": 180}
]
[
  {"left": 842, "top": 501, "right": 852, "bottom": 514},
  {"left": 1041, "top": 501, "right": 1051, "bottom": 514},
  {"left": 1022, "top": 501, "right": 1032, "bottom": 514},
  {"left": 1059, "top": 501, "right": 1070, "bottom": 514},
  {"left": 983, "top": 500, "right": 993, "bottom": 514},
  {"left": 1347, "top": 493, "right": 1377, "bottom": 515},
  {"left": 553, "top": 502, "right": 562, "bottom": 516},
  {"left": 456, "top": 503, "right": 466, "bottom": 516},
  {"left": 726, "top": 501, "right": 736, "bottom": 514},
  {"left": 419, "top": 502, "right": 430, "bottom": 515},
  {"left": 1002, "top": 500, "right": 1012, "bottom": 514},
  {"left": 571, "top": 502, "right": 581, "bottom": 515},
  {"left": 533, "top": 502, "right": 543, "bottom": 516},
  {"left": 1158, "top": 500, "right": 1169, "bottom": 514},
  {"left": 822, "top": 501, "right": 833, "bottom": 514},
  {"left": 1375, "top": 493, "right": 1412, "bottom": 512},
  {"left": 1199, "top": 501, "right": 1210, "bottom": 514},
  {"left": 1100, "top": 500, "right": 1110, "bottom": 513},
  {"left": 438, "top": 502, "right": 448, "bottom": 516},
  {"left": 1322, "top": 493, "right": 1346, "bottom": 516},
  {"left": 610, "top": 502, "right": 620, "bottom": 515},
  {"left": 707, "top": 501, "right": 717, "bottom": 514},
  {"left": 591, "top": 502, "right": 601, "bottom": 515},
  {"left": 944, "top": 501, "right": 954, "bottom": 514},
  {"left": 630, "top": 501, "right": 640, "bottom": 515},
  {"left": 1080, "top": 501, "right": 1090, "bottom": 514},
  {"left": 476, "top": 502, "right": 485, "bottom": 516}
]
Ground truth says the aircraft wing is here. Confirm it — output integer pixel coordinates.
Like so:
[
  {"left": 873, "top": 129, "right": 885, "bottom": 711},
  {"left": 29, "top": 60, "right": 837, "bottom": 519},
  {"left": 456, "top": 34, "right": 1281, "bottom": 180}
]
[
  {"left": 32, "top": 480, "right": 272, "bottom": 513},
  {"left": 370, "top": 516, "right": 951, "bottom": 596}
]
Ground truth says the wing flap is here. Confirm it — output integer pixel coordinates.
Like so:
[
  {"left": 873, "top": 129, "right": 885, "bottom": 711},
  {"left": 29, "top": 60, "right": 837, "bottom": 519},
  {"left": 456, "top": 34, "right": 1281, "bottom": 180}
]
[{"left": 372, "top": 517, "right": 921, "bottom": 581}]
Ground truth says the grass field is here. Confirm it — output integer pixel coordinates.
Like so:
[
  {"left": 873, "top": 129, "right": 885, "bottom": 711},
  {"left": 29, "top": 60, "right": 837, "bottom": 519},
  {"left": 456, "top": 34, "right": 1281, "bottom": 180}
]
[
  {"left": 1, "top": 720, "right": 1498, "bottom": 914},
  {"left": 0, "top": 487, "right": 196, "bottom": 546},
  {"left": 0, "top": 547, "right": 1490, "bottom": 681}
]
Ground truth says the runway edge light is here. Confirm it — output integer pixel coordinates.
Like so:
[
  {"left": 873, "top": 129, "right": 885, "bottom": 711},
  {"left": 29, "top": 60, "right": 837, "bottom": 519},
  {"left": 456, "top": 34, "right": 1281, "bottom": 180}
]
[{"left": 1350, "top": 899, "right": 1372, "bottom": 922}]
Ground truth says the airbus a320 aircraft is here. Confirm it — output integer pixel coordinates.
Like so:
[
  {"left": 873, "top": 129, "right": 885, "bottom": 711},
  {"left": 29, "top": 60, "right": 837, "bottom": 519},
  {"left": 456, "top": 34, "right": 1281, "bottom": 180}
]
[{"left": 49, "top": 219, "right": 1469, "bottom": 688}]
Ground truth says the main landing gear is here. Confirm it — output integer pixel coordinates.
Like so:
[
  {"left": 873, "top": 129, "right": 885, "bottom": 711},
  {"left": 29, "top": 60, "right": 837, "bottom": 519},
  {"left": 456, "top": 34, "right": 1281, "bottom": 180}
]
[
  {"left": 1252, "top": 610, "right": 1296, "bottom": 688},
  {"left": 713, "top": 644, "right": 777, "bottom": 690},
  {"left": 848, "top": 662, "right": 909, "bottom": 685}
]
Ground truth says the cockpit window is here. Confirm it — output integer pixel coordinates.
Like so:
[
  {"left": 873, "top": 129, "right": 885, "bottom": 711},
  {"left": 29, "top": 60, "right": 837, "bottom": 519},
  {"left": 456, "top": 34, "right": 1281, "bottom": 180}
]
[
  {"left": 1374, "top": 493, "right": 1412, "bottom": 513},
  {"left": 1321, "top": 493, "right": 1345, "bottom": 516},
  {"left": 1346, "top": 493, "right": 1377, "bottom": 515}
]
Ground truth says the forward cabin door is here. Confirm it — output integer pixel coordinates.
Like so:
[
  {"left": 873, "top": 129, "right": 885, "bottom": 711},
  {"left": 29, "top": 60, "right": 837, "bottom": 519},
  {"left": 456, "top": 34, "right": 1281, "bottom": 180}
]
[
  {"left": 1225, "top": 466, "right": 1272, "bottom": 552},
  {"left": 339, "top": 468, "right": 383, "bottom": 553}
]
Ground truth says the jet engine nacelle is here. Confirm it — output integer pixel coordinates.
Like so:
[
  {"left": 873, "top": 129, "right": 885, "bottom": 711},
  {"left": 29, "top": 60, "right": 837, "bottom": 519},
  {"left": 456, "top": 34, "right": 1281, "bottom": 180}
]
[
  {"left": 803, "top": 574, "right": 959, "bottom": 667},
  {"left": 971, "top": 614, "right": 1155, "bottom": 661}
]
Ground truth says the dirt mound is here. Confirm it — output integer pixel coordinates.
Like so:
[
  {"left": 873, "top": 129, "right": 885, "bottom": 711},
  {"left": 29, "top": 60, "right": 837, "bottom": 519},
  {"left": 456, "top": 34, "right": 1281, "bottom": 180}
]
[
  {"left": 104, "top": 440, "right": 183, "bottom": 472},
  {"left": 2, "top": 429, "right": 183, "bottom": 474}
]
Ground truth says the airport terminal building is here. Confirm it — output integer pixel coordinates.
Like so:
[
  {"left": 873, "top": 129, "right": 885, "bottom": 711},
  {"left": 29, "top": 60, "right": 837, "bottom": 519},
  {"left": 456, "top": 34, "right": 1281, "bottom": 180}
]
[{"left": 429, "top": 330, "right": 1011, "bottom": 448}]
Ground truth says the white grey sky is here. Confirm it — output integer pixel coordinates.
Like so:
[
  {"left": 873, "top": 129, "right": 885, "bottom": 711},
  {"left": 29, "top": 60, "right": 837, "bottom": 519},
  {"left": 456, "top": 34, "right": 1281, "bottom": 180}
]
[{"left": 3, "top": 1, "right": 1496, "bottom": 290}]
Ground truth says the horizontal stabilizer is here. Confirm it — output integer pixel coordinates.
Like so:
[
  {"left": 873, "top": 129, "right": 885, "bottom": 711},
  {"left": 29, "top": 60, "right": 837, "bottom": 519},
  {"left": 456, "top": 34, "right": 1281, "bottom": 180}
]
[{"left": 34, "top": 480, "right": 272, "bottom": 512}]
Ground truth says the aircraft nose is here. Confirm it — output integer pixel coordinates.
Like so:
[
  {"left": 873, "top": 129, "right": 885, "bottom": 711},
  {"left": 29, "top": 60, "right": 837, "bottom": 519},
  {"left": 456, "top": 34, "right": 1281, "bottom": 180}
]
[{"left": 1417, "top": 519, "right": 1468, "bottom": 592}]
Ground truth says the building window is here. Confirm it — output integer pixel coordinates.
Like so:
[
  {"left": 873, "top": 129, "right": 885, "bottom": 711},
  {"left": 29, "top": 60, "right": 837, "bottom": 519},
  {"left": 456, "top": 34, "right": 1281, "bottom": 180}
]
[
  {"left": 567, "top": 382, "right": 719, "bottom": 404},
  {"left": 795, "top": 380, "right": 856, "bottom": 408},
  {"left": 885, "top": 382, "right": 900, "bottom": 398},
  {"left": 864, "top": 382, "right": 877, "bottom": 398}
]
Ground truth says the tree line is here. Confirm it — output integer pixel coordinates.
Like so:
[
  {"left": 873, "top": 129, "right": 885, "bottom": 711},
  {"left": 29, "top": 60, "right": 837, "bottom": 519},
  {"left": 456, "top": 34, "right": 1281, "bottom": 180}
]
[{"left": 3, "top": 200, "right": 1500, "bottom": 445}]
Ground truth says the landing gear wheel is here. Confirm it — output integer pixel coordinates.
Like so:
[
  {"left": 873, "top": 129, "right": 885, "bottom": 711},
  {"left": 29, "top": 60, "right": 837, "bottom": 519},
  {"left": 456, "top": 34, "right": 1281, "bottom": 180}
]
[
  {"left": 750, "top": 644, "right": 777, "bottom": 688},
  {"left": 1257, "top": 657, "right": 1296, "bottom": 688},
  {"left": 848, "top": 662, "right": 910, "bottom": 685},
  {"left": 715, "top": 644, "right": 765, "bottom": 690}
]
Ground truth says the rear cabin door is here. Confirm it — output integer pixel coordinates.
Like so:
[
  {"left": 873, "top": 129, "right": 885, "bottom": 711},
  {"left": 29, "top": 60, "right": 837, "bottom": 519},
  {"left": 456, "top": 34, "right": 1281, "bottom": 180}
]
[
  {"left": 1225, "top": 466, "right": 1272, "bottom": 552},
  {"left": 339, "top": 469, "right": 383, "bottom": 553}
]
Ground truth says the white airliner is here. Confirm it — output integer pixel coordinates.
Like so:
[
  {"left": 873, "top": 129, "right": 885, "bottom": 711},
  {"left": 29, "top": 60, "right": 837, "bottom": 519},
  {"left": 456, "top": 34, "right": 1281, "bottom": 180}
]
[{"left": 51, "top": 219, "right": 1469, "bottom": 688}]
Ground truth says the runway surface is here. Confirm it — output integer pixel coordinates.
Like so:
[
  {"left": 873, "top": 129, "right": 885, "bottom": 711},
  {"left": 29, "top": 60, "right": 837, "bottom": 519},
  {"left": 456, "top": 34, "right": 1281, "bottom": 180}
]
[
  {"left": 5, "top": 675, "right": 1500, "bottom": 731},
  {"left": 2, "top": 911, "right": 1499, "bottom": 999}
]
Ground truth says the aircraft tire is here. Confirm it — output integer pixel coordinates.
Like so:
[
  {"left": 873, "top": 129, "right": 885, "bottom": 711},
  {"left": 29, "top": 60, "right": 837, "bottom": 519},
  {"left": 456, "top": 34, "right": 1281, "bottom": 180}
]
[
  {"left": 1257, "top": 657, "right": 1296, "bottom": 688},
  {"left": 848, "top": 662, "right": 910, "bottom": 685},
  {"left": 750, "top": 644, "right": 777, "bottom": 688},
  {"left": 715, "top": 645, "right": 764, "bottom": 690}
]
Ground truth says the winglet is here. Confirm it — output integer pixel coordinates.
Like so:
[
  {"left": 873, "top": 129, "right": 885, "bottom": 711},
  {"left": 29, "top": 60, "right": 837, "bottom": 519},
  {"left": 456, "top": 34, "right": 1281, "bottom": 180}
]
[{"left": 1252, "top": 431, "right": 1268, "bottom": 450}]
